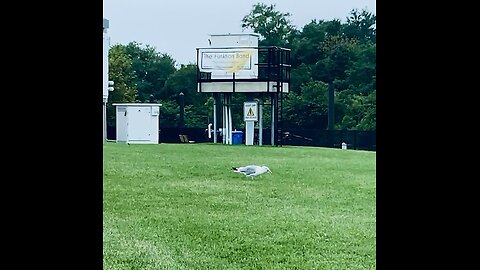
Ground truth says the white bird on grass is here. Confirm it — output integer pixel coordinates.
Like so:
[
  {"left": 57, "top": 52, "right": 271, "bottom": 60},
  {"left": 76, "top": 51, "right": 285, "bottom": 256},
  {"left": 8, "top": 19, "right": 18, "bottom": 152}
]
[{"left": 232, "top": 165, "right": 272, "bottom": 177}]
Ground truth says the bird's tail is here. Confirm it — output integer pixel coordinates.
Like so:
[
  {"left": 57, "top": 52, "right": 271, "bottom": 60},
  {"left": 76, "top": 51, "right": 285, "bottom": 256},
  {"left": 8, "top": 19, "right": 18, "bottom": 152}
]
[{"left": 232, "top": 167, "right": 238, "bottom": 171}]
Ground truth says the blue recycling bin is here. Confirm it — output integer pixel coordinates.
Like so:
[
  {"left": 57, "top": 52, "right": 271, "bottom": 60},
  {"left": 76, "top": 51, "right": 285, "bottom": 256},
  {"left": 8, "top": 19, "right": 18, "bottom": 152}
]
[{"left": 232, "top": 131, "right": 243, "bottom": 145}]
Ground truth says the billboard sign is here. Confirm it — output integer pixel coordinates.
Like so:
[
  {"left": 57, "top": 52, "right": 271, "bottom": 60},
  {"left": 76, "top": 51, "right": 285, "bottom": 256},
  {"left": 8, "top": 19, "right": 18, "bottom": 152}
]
[{"left": 198, "top": 48, "right": 258, "bottom": 79}]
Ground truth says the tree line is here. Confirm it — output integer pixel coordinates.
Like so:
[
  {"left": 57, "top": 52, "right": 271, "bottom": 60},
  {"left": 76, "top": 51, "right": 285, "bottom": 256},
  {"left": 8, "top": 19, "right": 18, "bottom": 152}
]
[{"left": 107, "top": 3, "right": 376, "bottom": 131}]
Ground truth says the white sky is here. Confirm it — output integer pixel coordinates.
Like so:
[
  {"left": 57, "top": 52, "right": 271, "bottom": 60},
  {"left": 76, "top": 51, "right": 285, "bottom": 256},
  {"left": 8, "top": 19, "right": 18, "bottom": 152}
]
[{"left": 104, "top": 0, "right": 376, "bottom": 67}]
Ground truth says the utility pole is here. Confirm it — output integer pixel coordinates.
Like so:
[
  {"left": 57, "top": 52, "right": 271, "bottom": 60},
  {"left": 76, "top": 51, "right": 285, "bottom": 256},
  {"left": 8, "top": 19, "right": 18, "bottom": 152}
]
[{"left": 179, "top": 92, "right": 185, "bottom": 128}]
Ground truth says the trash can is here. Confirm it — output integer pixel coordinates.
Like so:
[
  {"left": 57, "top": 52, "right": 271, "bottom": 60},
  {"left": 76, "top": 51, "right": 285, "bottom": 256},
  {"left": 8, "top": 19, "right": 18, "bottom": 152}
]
[{"left": 232, "top": 131, "right": 243, "bottom": 145}]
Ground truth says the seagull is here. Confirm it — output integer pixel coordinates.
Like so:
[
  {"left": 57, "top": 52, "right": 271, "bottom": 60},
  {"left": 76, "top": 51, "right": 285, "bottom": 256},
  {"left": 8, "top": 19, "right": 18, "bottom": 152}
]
[{"left": 232, "top": 165, "right": 272, "bottom": 177}]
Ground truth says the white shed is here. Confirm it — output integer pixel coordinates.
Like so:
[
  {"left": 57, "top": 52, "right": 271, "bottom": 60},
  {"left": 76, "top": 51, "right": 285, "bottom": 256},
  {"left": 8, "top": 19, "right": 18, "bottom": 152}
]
[{"left": 113, "top": 103, "right": 162, "bottom": 144}]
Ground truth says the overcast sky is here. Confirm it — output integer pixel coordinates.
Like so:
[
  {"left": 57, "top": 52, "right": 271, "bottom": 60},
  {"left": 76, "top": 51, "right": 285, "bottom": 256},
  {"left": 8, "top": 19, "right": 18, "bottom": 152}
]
[{"left": 104, "top": 0, "right": 376, "bottom": 67}]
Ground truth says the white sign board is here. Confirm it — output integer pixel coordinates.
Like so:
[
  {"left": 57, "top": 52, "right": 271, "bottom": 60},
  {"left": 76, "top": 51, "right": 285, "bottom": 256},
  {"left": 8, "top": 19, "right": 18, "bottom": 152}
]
[
  {"left": 198, "top": 48, "right": 258, "bottom": 79},
  {"left": 244, "top": 102, "right": 258, "bottom": 121},
  {"left": 201, "top": 50, "right": 252, "bottom": 70}
]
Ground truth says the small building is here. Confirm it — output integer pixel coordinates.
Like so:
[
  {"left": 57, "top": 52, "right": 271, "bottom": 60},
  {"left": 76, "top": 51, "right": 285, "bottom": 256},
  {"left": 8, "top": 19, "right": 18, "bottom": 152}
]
[{"left": 113, "top": 103, "right": 162, "bottom": 144}]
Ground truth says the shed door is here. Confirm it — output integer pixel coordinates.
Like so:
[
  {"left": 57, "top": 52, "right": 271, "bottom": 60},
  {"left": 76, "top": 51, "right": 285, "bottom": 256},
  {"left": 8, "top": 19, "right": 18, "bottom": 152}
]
[
  {"left": 128, "top": 107, "right": 151, "bottom": 141},
  {"left": 116, "top": 107, "right": 128, "bottom": 142}
]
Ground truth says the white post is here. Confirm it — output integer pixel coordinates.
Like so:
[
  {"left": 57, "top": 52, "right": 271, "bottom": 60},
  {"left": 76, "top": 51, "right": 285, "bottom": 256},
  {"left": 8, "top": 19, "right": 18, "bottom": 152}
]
[
  {"left": 245, "top": 121, "right": 254, "bottom": 145},
  {"left": 244, "top": 101, "right": 258, "bottom": 146},
  {"left": 227, "top": 94, "right": 233, "bottom": 144},
  {"left": 213, "top": 96, "right": 217, "bottom": 143},
  {"left": 222, "top": 95, "right": 226, "bottom": 144}
]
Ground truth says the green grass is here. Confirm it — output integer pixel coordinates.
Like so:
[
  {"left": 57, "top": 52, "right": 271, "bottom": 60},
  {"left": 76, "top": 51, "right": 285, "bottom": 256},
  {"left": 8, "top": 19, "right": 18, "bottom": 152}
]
[{"left": 103, "top": 143, "right": 376, "bottom": 270}]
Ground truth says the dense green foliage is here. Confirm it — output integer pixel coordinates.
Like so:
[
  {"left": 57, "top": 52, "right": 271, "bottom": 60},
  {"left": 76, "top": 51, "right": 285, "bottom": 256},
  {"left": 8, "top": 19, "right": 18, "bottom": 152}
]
[{"left": 107, "top": 4, "right": 375, "bottom": 131}]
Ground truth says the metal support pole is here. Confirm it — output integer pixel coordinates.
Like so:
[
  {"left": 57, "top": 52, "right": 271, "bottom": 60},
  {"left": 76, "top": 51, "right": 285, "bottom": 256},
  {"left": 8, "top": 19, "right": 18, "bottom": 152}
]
[
  {"left": 213, "top": 94, "right": 217, "bottom": 143},
  {"left": 222, "top": 94, "right": 226, "bottom": 144},
  {"left": 227, "top": 93, "right": 232, "bottom": 144},
  {"left": 271, "top": 94, "right": 275, "bottom": 146},
  {"left": 179, "top": 92, "right": 185, "bottom": 128},
  {"left": 259, "top": 103, "right": 263, "bottom": 146},
  {"left": 103, "top": 101, "right": 107, "bottom": 143}
]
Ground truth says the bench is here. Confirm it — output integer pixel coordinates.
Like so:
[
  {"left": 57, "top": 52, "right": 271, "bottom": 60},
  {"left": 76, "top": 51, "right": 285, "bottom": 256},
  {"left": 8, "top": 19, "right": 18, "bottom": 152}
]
[{"left": 179, "top": 134, "right": 195, "bottom": 143}]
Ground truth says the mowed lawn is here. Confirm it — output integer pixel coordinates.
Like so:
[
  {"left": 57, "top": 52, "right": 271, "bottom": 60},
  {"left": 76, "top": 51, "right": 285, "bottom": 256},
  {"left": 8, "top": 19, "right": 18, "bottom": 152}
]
[{"left": 103, "top": 142, "right": 376, "bottom": 270}]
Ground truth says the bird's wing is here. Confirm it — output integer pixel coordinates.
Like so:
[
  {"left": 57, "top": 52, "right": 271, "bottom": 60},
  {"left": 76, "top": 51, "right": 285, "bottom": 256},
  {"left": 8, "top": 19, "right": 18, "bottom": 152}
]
[{"left": 239, "top": 166, "right": 257, "bottom": 175}]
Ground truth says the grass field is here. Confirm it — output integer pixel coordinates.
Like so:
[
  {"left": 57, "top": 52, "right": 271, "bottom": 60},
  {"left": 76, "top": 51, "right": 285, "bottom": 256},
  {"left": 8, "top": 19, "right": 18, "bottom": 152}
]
[{"left": 103, "top": 142, "right": 376, "bottom": 269}]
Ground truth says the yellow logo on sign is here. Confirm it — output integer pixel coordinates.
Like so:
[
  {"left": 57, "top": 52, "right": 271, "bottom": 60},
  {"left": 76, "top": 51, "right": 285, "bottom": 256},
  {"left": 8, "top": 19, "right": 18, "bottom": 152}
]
[
  {"left": 247, "top": 108, "right": 255, "bottom": 117},
  {"left": 227, "top": 49, "right": 252, "bottom": 73}
]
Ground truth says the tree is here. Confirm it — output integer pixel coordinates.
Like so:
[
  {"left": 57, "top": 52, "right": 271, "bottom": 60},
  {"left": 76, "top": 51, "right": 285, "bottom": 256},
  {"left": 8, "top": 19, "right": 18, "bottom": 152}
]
[
  {"left": 285, "top": 8, "right": 376, "bottom": 130},
  {"left": 289, "top": 63, "right": 312, "bottom": 94},
  {"left": 123, "top": 42, "right": 176, "bottom": 103},
  {"left": 343, "top": 9, "right": 376, "bottom": 42},
  {"left": 341, "top": 43, "right": 376, "bottom": 95},
  {"left": 335, "top": 90, "right": 376, "bottom": 130},
  {"left": 162, "top": 64, "right": 211, "bottom": 127},
  {"left": 163, "top": 64, "right": 199, "bottom": 104},
  {"left": 106, "top": 44, "right": 138, "bottom": 127},
  {"left": 290, "top": 19, "right": 342, "bottom": 67},
  {"left": 312, "top": 35, "right": 359, "bottom": 83},
  {"left": 241, "top": 3, "right": 297, "bottom": 47},
  {"left": 283, "top": 81, "right": 329, "bottom": 129},
  {"left": 157, "top": 99, "right": 179, "bottom": 128}
]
